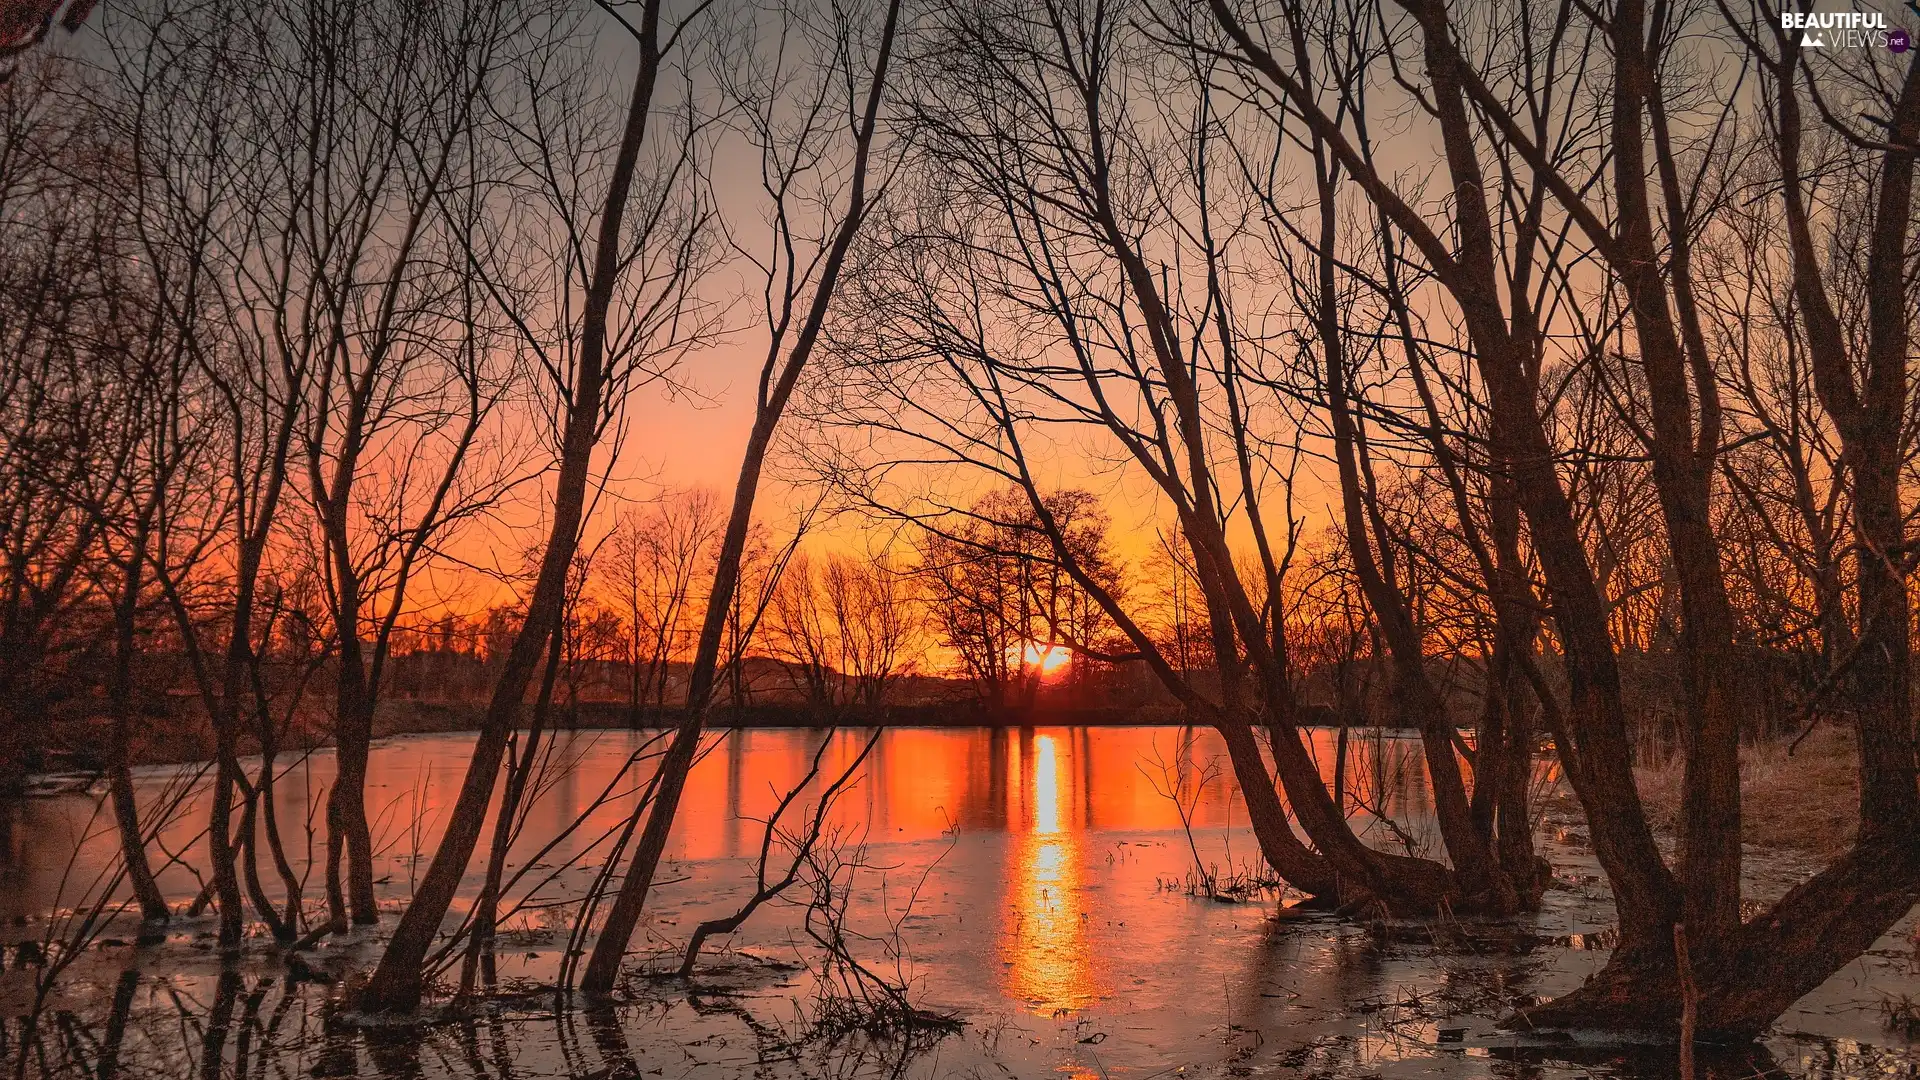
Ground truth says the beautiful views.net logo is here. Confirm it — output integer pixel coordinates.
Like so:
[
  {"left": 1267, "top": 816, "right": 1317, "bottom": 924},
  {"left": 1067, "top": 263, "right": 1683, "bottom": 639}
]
[{"left": 1780, "top": 7, "right": 1914, "bottom": 50}]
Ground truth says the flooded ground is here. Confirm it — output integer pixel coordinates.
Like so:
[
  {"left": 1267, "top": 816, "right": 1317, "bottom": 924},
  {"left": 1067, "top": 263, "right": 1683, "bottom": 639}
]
[{"left": 1, "top": 726, "right": 1916, "bottom": 1078}]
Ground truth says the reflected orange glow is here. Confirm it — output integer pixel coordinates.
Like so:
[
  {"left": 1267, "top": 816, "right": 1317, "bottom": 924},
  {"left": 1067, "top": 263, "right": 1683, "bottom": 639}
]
[
  {"left": 1000, "top": 734, "right": 1102, "bottom": 1013},
  {"left": 21, "top": 723, "right": 1566, "bottom": 1015}
]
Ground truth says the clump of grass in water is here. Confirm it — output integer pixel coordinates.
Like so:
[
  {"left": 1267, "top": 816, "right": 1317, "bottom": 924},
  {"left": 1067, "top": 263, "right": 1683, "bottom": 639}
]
[
  {"left": 1156, "top": 859, "right": 1287, "bottom": 903},
  {"left": 1879, "top": 993, "right": 1920, "bottom": 1040},
  {"left": 804, "top": 989, "right": 965, "bottom": 1046}
]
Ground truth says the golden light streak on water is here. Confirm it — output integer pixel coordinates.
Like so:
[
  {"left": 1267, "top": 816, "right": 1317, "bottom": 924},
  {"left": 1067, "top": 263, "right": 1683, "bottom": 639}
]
[
  {"left": 1000, "top": 734, "right": 1101, "bottom": 1015},
  {"left": 1034, "top": 733, "right": 1060, "bottom": 835}
]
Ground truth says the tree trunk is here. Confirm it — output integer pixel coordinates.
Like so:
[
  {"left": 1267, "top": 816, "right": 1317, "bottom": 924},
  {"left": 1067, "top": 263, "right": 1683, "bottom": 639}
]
[
  {"left": 459, "top": 627, "right": 558, "bottom": 997},
  {"left": 1469, "top": 666, "right": 1504, "bottom": 848},
  {"left": 580, "top": 397, "right": 805, "bottom": 997},
  {"left": 1215, "top": 717, "right": 1337, "bottom": 899},
  {"left": 1604, "top": 0, "right": 1744, "bottom": 942},
  {"left": 314, "top": 408, "right": 380, "bottom": 928},
  {"left": 255, "top": 682, "right": 307, "bottom": 932},
  {"left": 235, "top": 783, "right": 292, "bottom": 941},
  {"left": 1263, "top": 715, "right": 1460, "bottom": 911},
  {"left": 1521, "top": 24, "right": 1920, "bottom": 1040},
  {"left": 1314, "top": 165, "right": 1512, "bottom": 909},
  {"left": 326, "top": 671, "right": 378, "bottom": 927},
  {"left": 210, "top": 580, "right": 255, "bottom": 947},
  {"left": 1485, "top": 475, "right": 1542, "bottom": 881},
  {"left": 1517, "top": 836, "right": 1920, "bottom": 1039},
  {"left": 108, "top": 543, "right": 166, "bottom": 924}
]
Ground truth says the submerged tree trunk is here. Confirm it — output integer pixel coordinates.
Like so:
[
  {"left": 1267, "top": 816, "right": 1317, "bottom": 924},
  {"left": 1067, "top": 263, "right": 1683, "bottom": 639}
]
[
  {"left": 1210, "top": 0, "right": 1677, "bottom": 956},
  {"left": 1237, "top": 0, "right": 1679, "bottom": 923},
  {"left": 459, "top": 628, "right": 559, "bottom": 997},
  {"left": 245, "top": 658, "right": 305, "bottom": 938},
  {"left": 1214, "top": 718, "right": 1338, "bottom": 899},
  {"left": 234, "top": 779, "right": 292, "bottom": 942},
  {"left": 1307, "top": 138, "right": 1514, "bottom": 910},
  {"left": 108, "top": 537, "right": 166, "bottom": 924},
  {"left": 325, "top": 667, "right": 377, "bottom": 928},
  {"left": 209, "top": 548, "right": 267, "bottom": 948}
]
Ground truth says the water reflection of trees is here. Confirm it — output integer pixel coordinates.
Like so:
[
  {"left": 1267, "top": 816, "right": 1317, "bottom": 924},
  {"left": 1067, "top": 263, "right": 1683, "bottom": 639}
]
[
  {"left": 3, "top": 923, "right": 1896, "bottom": 1080},
  {"left": 14, "top": 968, "right": 986, "bottom": 1080}
]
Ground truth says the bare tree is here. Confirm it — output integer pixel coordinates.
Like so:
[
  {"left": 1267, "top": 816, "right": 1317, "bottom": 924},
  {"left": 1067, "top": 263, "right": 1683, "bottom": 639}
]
[
  {"left": 808, "top": 0, "right": 1482, "bottom": 912},
  {"left": 98, "top": 0, "right": 328, "bottom": 945},
  {"left": 361, "top": 0, "right": 719, "bottom": 1010},
  {"left": 823, "top": 552, "right": 916, "bottom": 708},
  {"left": 89, "top": 227, "right": 219, "bottom": 926},
  {"left": 0, "top": 57, "right": 219, "bottom": 925},
  {"left": 579, "top": 0, "right": 905, "bottom": 996},
  {"left": 913, "top": 489, "right": 1119, "bottom": 708},
  {"left": 1201, "top": 0, "right": 1920, "bottom": 1038},
  {"left": 601, "top": 489, "right": 723, "bottom": 717},
  {"left": 766, "top": 549, "right": 917, "bottom": 709},
  {"left": 288, "top": 0, "right": 529, "bottom": 932},
  {"left": 768, "top": 553, "right": 841, "bottom": 708},
  {"left": 0, "top": 58, "right": 121, "bottom": 793}
]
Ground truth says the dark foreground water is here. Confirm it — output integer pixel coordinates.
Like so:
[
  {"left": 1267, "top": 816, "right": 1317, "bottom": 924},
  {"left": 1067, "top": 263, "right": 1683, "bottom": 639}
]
[{"left": 1, "top": 726, "right": 1915, "bottom": 1079}]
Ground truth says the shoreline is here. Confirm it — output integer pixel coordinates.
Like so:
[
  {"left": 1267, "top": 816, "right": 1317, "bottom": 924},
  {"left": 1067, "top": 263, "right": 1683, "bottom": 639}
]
[{"left": 38, "top": 701, "right": 1417, "bottom": 774}]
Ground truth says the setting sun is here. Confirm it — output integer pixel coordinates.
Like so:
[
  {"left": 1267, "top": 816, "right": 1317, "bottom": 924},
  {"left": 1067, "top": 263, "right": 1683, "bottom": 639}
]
[{"left": 1016, "top": 641, "right": 1073, "bottom": 677}]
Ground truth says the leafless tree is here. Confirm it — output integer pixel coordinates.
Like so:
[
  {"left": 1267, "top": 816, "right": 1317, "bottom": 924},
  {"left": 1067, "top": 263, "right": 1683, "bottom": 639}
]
[
  {"left": 823, "top": 552, "right": 917, "bottom": 707},
  {"left": 809, "top": 0, "right": 1475, "bottom": 912},
  {"left": 281, "top": 0, "right": 531, "bottom": 932},
  {"left": 601, "top": 489, "right": 723, "bottom": 717},
  {"left": 768, "top": 552, "right": 842, "bottom": 707},
  {"left": 910, "top": 489, "right": 1120, "bottom": 707},
  {"left": 1198, "top": 0, "right": 1920, "bottom": 1038},
  {"left": 0, "top": 58, "right": 121, "bottom": 792},
  {"left": 362, "top": 0, "right": 721, "bottom": 1010},
  {"left": 579, "top": 0, "right": 906, "bottom": 996},
  {"left": 769, "top": 550, "right": 918, "bottom": 709}
]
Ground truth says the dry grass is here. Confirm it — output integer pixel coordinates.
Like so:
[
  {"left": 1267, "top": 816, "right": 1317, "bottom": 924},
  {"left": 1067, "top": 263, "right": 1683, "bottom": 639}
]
[
  {"left": 1632, "top": 725, "right": 1859, "bottom": 860},
  {"left": 1881, "top": 992, "right": 1920, "bottom": 1039}
]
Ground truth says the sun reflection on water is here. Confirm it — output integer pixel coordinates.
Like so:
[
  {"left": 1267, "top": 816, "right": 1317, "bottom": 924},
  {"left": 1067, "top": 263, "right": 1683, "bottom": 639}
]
[
  {"left": 1034, "top": 734, "right": 1060, "bottom": 834},
  {"left": 1000, "top": 734, "right": 1102, "bottom": 1014}
]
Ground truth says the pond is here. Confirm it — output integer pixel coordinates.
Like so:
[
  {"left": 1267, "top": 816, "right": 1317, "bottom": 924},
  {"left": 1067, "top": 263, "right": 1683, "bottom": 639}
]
[{"left": 1, "top": 726, "right": 1915, "bottom": 1078}]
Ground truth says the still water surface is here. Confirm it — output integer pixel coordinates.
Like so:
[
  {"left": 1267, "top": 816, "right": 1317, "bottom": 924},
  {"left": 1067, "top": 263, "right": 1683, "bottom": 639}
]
[{"left": 0, "top": 726, "right": 1914, "bottom": 1079}]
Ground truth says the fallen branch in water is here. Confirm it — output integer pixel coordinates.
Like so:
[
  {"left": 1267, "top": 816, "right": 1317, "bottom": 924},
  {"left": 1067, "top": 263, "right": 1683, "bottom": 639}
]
[{"left": 679, "top": 727, "right": 883, "bottom": 977}]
